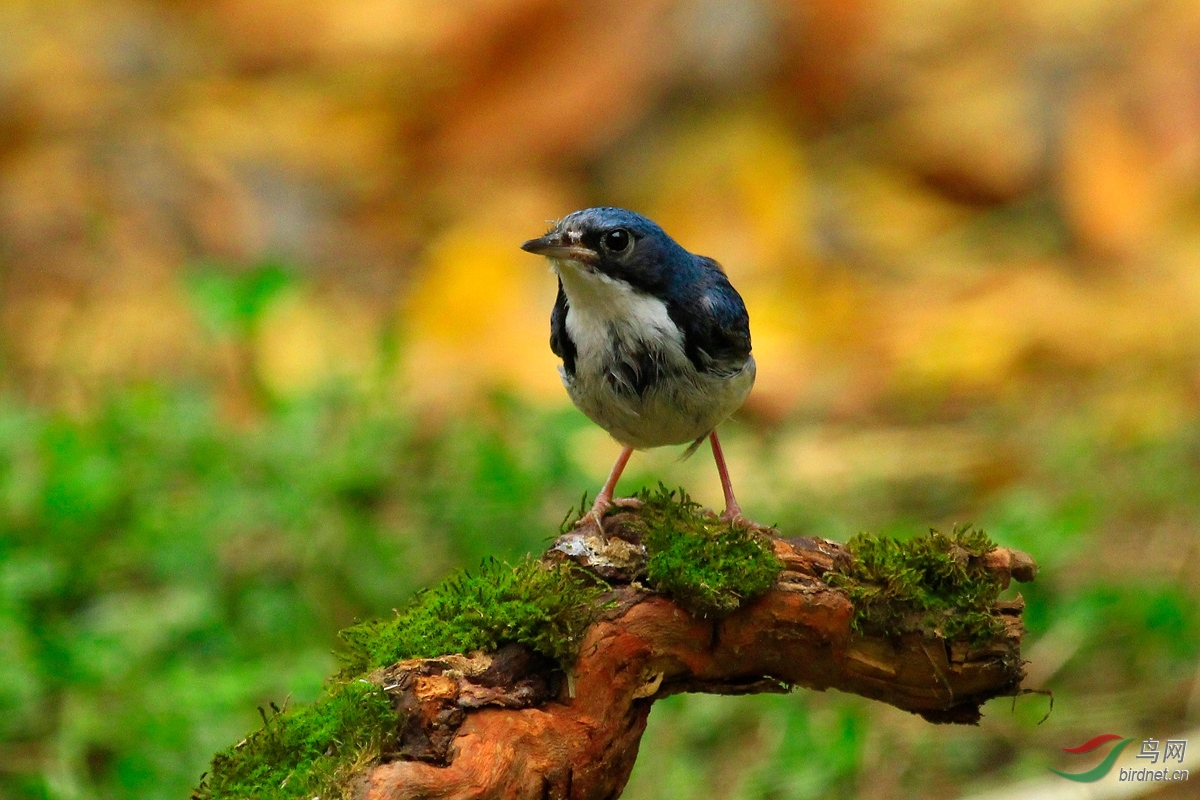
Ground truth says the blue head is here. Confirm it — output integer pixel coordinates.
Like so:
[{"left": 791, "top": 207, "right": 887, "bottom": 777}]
[
  {"left": 523, "top": 206, "right": 751, "bottom": 383},
  {"left": 520, "top": 207, "right": 699, "bottom": 297}
]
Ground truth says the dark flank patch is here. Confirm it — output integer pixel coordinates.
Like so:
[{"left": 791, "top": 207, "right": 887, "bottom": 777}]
[
  {"left": 549, "top": 280, "right": 577, "bottom": 376},
  {"left": 605, "top": 336, "right": 667, "bottom": 397}
]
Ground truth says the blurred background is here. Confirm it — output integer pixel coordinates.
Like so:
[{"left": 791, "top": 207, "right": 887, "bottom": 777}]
[{"left": 2, "top": 0, "right": 1200, "bottom": 798}]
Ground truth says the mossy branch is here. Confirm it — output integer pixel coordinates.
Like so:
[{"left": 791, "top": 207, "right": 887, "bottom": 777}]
[{"left": 195, "top": 487, "right": 1036, "bottom": 800}]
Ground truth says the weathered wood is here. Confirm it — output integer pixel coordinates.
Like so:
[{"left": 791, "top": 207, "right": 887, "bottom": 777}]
[{"left": 360, "top": 519, "right": 1034, "bottom": 800}]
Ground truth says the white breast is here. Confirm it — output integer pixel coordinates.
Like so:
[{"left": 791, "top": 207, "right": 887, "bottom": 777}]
[{"left": 553, "top": 261, "right": 754, "bottom": 449}]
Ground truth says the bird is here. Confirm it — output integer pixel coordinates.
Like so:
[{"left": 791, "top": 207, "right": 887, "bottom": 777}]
[{"left": 520, "top": 207, "right": 755, "bottom": 530}]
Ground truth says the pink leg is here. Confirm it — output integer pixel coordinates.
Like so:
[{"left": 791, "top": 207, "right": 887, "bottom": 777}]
[
  {"left": 579, "top": 446, "right": 635, "bottom": 530},
  {"left": 594, "top": 445, "right": 634, "bottom": 510},
  {"left": 710, "top": 431, "right": 743, "bottom": 521}
]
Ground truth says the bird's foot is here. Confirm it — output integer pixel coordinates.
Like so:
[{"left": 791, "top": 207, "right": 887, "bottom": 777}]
[
  {"left": 718, "top": 507, "right": 775, "bottom": 534},
  {"left": 576, "top": 494, "right": 616, "bottom": 535},
  {"left": 575, "top": 496, "right": 642, "bottom": 536},
  {"left": 576, "top": 505, "right": 608, "bottom": 534}
]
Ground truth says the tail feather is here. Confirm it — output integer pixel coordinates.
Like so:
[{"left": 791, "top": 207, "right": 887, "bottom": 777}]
[{"left": 678, "top": 433, "right": 709, "bottom": 461}]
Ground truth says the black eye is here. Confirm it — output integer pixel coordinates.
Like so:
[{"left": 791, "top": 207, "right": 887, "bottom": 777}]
[{"left": 601, "top": 229, "right": 631, "bottom": 253}]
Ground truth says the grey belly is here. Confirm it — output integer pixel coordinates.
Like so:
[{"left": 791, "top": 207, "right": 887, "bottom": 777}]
[{"left": 562, "top": 356, "right": 755, "bottom": 449}]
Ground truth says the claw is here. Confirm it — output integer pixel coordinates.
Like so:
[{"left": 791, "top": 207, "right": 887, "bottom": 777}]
[{"left": 576, "top": 501, "right": 610, "bottom": 534}]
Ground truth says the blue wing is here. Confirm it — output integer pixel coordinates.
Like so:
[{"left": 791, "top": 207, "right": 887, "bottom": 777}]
[{"left": 669, "top": 256, "right": 752, "bottom": 377}]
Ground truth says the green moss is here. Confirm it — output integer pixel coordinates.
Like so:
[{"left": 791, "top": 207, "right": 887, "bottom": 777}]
[
  {"left": 827, "top": 526, "right": 1006, "bottom": 642},
  {"left": 634, "top": 485, "right": 782, "bottom": 617},
  {"left": 337, "top": 557, "right": 604, "bottom": 675},
  {"left": 195, "top": 492, "right": 781, "bottom": 799},
  {"left": 197, "top": 557, "right": 604, "bottom": 799},
  {"left": 193, "top": 680, "right": 397, "bottom": 800}
]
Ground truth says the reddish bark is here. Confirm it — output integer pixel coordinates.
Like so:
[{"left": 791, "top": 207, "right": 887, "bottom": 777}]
[{"left": 360, "top": 530, "right": 1034, "bottom": 800}]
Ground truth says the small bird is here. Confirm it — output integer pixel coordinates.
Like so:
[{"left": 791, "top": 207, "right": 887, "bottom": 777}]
[{"left": 521, "top": 207, "right": 755, "bottom": 529}]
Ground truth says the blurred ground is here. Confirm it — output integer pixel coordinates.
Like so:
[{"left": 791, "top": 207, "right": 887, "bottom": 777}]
[{"left": 1, "top": 1, "right": 1200, "bottom": 798}]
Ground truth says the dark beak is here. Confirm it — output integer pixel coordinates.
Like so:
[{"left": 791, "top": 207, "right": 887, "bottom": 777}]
[{"left": 520, "top": 233, "right": 597, "bottom": 263}]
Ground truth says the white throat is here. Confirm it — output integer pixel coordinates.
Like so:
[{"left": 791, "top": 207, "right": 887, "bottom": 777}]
[{"left": 552, "top": 260, "right": 681, "bottom": 353}]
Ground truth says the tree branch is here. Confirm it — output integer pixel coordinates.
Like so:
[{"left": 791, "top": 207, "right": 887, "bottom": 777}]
[{"left": 360, "top": 512, "right": 1036, "bottom": 800}]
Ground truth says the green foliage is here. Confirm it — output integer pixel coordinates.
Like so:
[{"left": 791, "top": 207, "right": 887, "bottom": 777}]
[
  {"left": 194, "top": 680, "right": 397, "bottom": 800},
  {"left": 338, "top": 557, "right": 604, "bottom": 675},
  {"left": 0, "top": 387, "right": 594, "bottom": 800},
  {"left": 186, "top": 260, "right": 296, "bottom": 340},
  {"left": 827, "top": 526, "right": 1005, "bottom": 642},
  {"left": 5, "top": 375, "right": 1200, "bottom": 800},
  {"left": 635, "top": 486, "right": 782, "bottom": 618},
  {"left": 625, "top": 692, "right": 868, "bottom": 800},
  {"left": 419, "top": 399, "right": 594, "bottom": 564}
]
